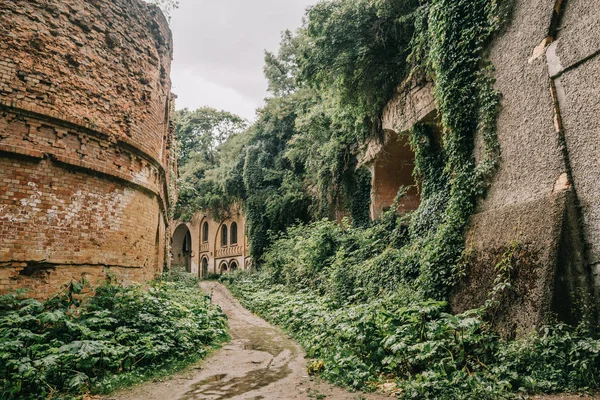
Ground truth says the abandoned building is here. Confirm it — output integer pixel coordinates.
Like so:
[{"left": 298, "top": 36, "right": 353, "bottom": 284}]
[
  {"left": 0, "top": 0, "right": 176, "bottom": 297},
  {"left": 171, "top": 204, "right": 252, "bottom": 278},
  {"left": 0, "top": 0, "right": 599, "bottom": 338}
]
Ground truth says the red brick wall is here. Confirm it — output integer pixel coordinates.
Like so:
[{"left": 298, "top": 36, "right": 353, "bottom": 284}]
[
  {"left": 0, "top": 0, "right": 174, "bottom": 297},
  {"left": 0, "top": 0, "right": 173, "bottom": 164}
]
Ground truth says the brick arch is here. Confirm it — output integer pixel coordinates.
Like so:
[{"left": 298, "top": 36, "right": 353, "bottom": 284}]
[
  {"left": 172, "top": 223, "right": 193, "bottom": 273},
  {"left": 370, "top": 129, "right": 421, "bottom": 219},
  {"left": 218, "top": 260, "right": 229, "bottom": 275}
]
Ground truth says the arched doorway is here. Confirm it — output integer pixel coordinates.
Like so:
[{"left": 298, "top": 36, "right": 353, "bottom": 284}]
[
  {"left": 172, "top": 224, "right": 193, "bottom": 273},
  {"left": 201, "top": 257, "right": 209, "bottom": 279},
  {"left": 230, "top": 260, "right": 238, "bottom": 272},
  {"left": 219, "top": 261, "right": 229, "bottom": 275},
  {"left": 370, "top": 130, "right": 421, "bottom": 219}
]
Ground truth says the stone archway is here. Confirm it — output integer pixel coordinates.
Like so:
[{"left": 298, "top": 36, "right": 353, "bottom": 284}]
[
  {"left": 172, "top": 224, "right": 193, "bottom": 273},
  {"left": 219, "top": 261, "right": 229, "bottom": 275},
  {"left": 370, "top": 131, "right": 421, "bottom": 219}
]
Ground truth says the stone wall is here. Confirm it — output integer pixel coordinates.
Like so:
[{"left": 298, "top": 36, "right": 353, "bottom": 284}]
[
  {"left": 380, "top": 0, "right": 600, "bottom": 335},
  {"left": 451, "top": 0, "right": 599, "bottom": 334},
  {"left": 0, "top": 0, "right": 175, "bottom": 297}
]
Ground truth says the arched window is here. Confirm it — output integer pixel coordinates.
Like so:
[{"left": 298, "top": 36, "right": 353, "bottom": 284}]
[
  {"left": 230, "top": 222, "right": 238, "bottom": 245},
  {"left": 221, "top": 224, "right": 228, "bottom": 247},
  {"left": 230, "top": 260, "right": 238, "bottom": 272},
  {"left": 202, "top": 221, "right": 209, "bottom": 243},
  {"left": 220, "top": 261, "right": 228, "bottom": 274},
  {"left": 201, "top": 257, "right": 209, "bottom": 279}
]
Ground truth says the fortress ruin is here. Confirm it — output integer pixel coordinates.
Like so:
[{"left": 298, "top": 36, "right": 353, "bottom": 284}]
[{"left": 0, "top": 0, "right": 176, "bottom": 297}]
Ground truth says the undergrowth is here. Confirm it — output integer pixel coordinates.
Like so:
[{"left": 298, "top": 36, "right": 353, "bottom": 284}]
[
  {"left": 225, "top": 214, "right": 600, "bottom": 398},
  {"left": 0, "top": 273, "right": 228, "bottom": 399},
  {"left": 228, "top": 269, "right": 600, "bottom": 399}
]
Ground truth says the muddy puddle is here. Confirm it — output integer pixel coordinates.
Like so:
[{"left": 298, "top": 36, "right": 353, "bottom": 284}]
[
  {"left": 180, "top": 365, "right": 291, "bottom": 400},
  {"left": 179, "top": 325, "right": 297, "bottom": 399}
]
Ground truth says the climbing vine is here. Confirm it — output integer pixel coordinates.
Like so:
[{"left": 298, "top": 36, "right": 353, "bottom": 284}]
[
  {"left": 170, "top": 0, "right": 600, "bottom": 397},
  {"left": 399, "top": 0, "right": 504, "bottom": 298}
]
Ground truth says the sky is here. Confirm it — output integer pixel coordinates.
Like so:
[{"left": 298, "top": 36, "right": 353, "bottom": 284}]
[{"left": 169, "top": 0, "right": 318, "bottom": 122}]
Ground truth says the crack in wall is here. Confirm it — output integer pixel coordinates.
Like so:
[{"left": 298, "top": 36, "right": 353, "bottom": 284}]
[{"left": 542, "top": 0, "right": 599, "bottom": 315}]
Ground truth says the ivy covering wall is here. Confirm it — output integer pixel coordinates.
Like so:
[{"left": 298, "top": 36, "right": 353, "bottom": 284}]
[
  {"left": 177, "top": 0, "right": 503, "bottom": 294},
  {"left": 178, "top": 0, "right": 600, "bottom": 397}
]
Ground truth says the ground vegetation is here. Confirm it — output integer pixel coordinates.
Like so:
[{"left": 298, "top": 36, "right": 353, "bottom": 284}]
[{"left": 0, "top": 273, "right": 228, "bottom": 399}]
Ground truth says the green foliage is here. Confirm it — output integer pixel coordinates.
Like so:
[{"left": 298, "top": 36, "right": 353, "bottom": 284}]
[
  {"left": 176, "top": 107, "right": 247, "bottom": 169},
  {"left": 405, "top": 0, "right": 503, "bottom": 298},
  {"left": 301, "top": 0, "right": 420, "bottom": 130},
  {"left": 0, "top": 276, "right": 228, "bottom": 399},
  {"left": 259, "top": 215, "right": 412, "bottom": 304},
  {"left": 264, "top": 30, "right": 302, "bottom": 97},
  {"left": 170, "top": 0, "right": 434, "bottom": 262},
  {"left": 228, "top": 273, "right": 600, "bottom": 398},
  {"left": 174, "top": 107, "right": 248, "bottom": 221}
]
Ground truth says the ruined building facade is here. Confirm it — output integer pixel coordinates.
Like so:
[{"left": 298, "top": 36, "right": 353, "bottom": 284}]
[
  {"left": 368, "top": 0, "right": 600, "bottom": 334},
  {"left": 171, "top": 205, "right": 252, "bottom": 278},
  {"left": 0, "top": 0, "right": 176, "bottom": 297}
]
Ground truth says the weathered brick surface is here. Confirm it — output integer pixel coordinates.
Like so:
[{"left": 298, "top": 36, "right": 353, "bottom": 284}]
[
  {"left": 0, "top": 0, "right": 174, "bottom": 297},
  {"left": 0, "top": 0, "right": 173, "bottom": 164}
]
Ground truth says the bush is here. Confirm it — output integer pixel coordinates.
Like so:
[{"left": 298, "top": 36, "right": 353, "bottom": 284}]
[
  {"left": 228, "top": 273, "right": 600, "bottom": 399},
  {"left": 0, "top": 276, "right": 228, "bottom": 399}
]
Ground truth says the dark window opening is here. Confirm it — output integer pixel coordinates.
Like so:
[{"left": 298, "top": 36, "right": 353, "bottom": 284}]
[
  {"left": 221, "top": 225, "right": 228, "bottom": 247},
  {"left": 230, "top": 261, "right": 238, "bottom": 272},
  {"left": 231, "top": 222, "right": 238, "bottom": 245},
  {"left": 220, "top": 262, "right": 228, "bottom": 274},
  {"left": 201, "top": 257, "right": 209, "bottom": 279},
  {"left": 183, "top": 230, "right": 192, "bottom": 273},
  {"left": 202, "top": 221, "right": 209, "bottom": 243}
]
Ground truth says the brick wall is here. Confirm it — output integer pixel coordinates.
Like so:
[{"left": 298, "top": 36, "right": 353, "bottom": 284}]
[
  {"left": 172, "top": 205, "right": 252, "bottom": 279},
  {"left": 0, "top": 0, "right": 174, "bottom": 297},
  {"left": 0, "top": 0, "right": 173, "bottom": 164}
]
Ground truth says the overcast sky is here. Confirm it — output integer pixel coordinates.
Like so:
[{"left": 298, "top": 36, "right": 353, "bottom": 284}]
[{"left": 169, "top": 0, "right": 318, "bottom": 121}]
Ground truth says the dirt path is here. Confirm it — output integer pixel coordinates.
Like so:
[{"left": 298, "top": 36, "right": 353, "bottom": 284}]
[{"left": 107, "top": 281, "right": 389, "bottom": 400}]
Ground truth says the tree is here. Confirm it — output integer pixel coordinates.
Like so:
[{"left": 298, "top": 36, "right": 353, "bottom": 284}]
[
  {"left": 176, "top": 107, "right": 247, "bottom": 169},
  {"left": 173, "top": 107, "right": 249, "bottom": 221},
  {"left": 263, "top": 30, "right": 303, "bottom": 97}
]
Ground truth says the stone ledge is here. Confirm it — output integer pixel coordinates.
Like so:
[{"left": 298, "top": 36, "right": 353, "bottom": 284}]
[
  {"left": 0, "top": 100, "right": 167, "bottom": 179},
  {"left": 0, "top": 144, "right": 45, "bottom": 160}
]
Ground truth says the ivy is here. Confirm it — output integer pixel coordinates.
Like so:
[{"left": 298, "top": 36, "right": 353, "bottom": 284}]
[
  {"left": 395, "top": 0, "right": 503, "bottom": 298},
  {"left": 228, "top": 273, "right": 600, "bottom": 398}
]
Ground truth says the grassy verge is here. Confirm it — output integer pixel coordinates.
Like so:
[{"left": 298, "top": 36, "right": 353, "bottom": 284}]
[{"left": 0, "top": 272, "right": 229, "bottom": 399}]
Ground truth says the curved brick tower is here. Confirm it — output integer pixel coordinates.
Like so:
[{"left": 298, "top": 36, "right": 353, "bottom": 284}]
[{"left": 0, "top": 0, "right": 176, "bottom": 296}]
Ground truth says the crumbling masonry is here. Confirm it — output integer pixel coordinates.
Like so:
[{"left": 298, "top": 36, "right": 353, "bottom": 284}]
[
  {"left": 0, "top": 0, "right": 176, "bottom": 297},
  {"left": 368, "top": 0, "right": 600, "bottom": 335}
]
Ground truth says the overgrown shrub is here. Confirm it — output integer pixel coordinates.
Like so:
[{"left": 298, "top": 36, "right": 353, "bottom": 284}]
[
  {"left": 229, "top": 273, "right": 600, "bottom": 399},
  {"left": 0, "top": 276, "right": 228, "bottom": 399}
]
